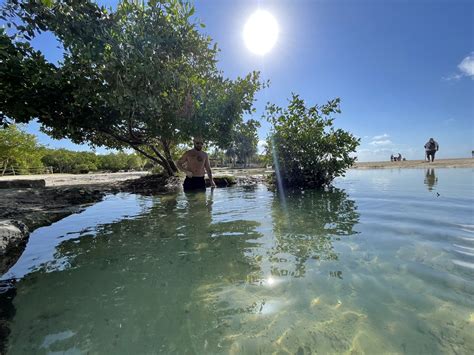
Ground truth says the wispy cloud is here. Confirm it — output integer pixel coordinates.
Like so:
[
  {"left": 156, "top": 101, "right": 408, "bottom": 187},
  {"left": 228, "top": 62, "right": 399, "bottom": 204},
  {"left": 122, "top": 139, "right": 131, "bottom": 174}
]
[
  {"left": 443, "top": 52, "right": 474, "bottom": 81},
  {"left": 444, "top": 118, "right": 456, "bottom": 124},
  {"left": 369, "top": 139, "right": 392, "bottom": 146},
  {"left": 369, "top": 133, "right": 392, "bottom": 146},
  {"left": 443, "top": 73, "right": 463, "bottom": 81}
]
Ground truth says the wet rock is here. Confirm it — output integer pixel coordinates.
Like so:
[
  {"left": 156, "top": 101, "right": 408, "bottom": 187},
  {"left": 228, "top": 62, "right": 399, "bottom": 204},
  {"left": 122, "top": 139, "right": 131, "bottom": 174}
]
[
  {"left": 207, "top": 176, "right": 237, "bottom": 187},
  {"left": 235, "top": 175, "right": 265, "bottom": 186},
  {"left": 0, "top": 188, "right": 106, "bottom": 276},
  {"left": 120, "top": 174, "right": 182, "bottom": 194},
  {"left": 0, "top": 220, "right": 29, "bottom": 275}
]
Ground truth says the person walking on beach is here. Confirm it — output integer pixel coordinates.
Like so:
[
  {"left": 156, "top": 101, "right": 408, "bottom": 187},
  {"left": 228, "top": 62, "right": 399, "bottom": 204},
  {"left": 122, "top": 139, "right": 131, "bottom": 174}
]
[
  {"left": 177, "top": 137, "right": 216, "bottom": 191},
  {"left": 424, "top": 138, "right": 439, "bottom": 162}
]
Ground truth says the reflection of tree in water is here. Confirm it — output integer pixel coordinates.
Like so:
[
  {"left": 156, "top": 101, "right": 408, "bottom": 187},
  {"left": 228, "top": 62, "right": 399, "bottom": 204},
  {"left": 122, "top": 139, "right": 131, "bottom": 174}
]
[
  {"left": 7, "top": 192, "right": 264, "bottom": 353},
  {"left": 424, "top": 168, "right": 437, "bottom": 191},
  {"left": 270, "top": 187, "right": 359, "bottom": 278}
]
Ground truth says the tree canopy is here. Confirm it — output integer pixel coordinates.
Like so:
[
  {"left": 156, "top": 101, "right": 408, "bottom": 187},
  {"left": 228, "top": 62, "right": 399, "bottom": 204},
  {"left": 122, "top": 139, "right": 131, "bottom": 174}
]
[
  {"left": 1, "top": 0, "right": 262, "bottom": 175},
  {"left": 265, "top": 94, "right": 360, "bottom": 188}
]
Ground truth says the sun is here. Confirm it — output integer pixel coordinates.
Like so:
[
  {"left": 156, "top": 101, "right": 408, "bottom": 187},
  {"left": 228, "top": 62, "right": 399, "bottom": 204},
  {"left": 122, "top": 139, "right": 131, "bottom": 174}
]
[{"left": 243, "top": 10, "right": 279, "bottom": 56}]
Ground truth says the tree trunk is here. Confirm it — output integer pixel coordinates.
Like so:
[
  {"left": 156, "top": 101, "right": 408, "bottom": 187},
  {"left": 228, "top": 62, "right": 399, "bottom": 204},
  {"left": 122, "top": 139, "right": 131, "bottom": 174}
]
[
  {"left": 102, "top": 130, "right": 179, "bottom": 176},
  {"left": 149, "top": 145, "right": 176, "bottom": 176},
  {"left": 1, "top": 159, "right": 9, "bottom": 176},
  {"left": 161, "top": 140, "right": 178, "bottom": 174}
]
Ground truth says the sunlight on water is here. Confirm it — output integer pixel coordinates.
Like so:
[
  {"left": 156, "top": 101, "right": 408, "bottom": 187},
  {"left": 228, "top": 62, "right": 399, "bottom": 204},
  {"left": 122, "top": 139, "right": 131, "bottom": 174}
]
[
  {"left": 1, "top": 168, "right": 473, "bottom": 354},
  {"left": 270, "top": 136, "right": 288, "bottom": 214}
]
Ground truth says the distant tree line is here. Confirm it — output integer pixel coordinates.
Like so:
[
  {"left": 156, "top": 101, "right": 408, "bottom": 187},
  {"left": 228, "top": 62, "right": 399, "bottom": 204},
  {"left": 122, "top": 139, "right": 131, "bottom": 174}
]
[{"left": 0, "top": 125, "right": 150, "bottom": 175}]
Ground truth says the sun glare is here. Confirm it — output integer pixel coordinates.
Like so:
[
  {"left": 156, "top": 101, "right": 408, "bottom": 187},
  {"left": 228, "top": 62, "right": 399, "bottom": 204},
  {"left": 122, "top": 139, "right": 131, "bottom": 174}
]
[{"left": 243, "top": 10, "right": 279, "bottom": 56}]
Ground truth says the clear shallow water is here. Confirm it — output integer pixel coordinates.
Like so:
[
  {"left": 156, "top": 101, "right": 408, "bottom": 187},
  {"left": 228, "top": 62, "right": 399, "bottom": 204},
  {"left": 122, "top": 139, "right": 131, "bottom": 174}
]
[{"left": 2, "top": 168, "right": 473, "bottom": 354}]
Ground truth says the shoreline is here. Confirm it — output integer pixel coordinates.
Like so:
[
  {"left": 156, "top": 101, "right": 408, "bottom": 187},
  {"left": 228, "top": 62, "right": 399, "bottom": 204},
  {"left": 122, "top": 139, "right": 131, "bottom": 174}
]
[{"left": 352, "top": 157, "right": 473, "bottom": 169}]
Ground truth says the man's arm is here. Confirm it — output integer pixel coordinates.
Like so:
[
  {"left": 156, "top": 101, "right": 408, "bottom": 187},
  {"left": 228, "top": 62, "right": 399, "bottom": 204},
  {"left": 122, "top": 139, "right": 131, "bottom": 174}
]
[
  {"left": 204, "top": 154, "right": 216, "bottom": 187},
  {"left": 177, "top": 152, "right": 193, "bottom": 177}
]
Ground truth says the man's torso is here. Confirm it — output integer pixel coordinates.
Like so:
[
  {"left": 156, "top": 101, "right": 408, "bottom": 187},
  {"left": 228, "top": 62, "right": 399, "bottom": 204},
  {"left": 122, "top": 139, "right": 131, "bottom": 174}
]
[{"left": 185, "top": 149, "right": 208, "bottom": 177}]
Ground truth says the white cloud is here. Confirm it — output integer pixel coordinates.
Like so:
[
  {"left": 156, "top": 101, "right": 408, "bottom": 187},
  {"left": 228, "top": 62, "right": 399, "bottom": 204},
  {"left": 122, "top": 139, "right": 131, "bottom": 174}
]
[
  {"left": 444, "top": 52, "right": 474, "bottom": 81},
  {"left": 368, "top": 133, "right": 392, "bottom": 146},
  {"left": 458, "top": 53, "right": 474, "bottom": 77},
  {"left": 442, "top": 73, "right": 463, "bottom": 81}
]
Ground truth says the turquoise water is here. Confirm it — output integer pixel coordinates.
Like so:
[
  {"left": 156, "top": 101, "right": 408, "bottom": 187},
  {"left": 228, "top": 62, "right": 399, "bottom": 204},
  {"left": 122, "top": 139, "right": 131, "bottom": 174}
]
[{"left": 2, "top": 168, "right": 473, "bottom": 354}]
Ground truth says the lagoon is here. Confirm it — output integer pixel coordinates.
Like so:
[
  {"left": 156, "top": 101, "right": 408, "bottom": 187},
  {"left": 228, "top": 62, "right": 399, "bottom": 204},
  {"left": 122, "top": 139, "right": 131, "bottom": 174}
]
[{"left": 2, "top": 168, "right": 473, "bottom": 354}]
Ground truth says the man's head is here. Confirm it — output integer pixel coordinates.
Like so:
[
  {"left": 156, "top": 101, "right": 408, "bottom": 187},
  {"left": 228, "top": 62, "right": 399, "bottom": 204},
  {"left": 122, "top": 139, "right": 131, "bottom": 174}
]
[
  {"left": 193, "top": 136, "right": 204, "bottom": 151},
  {"left": 429, "top": 138, "right": 434, "bottom": 142}
]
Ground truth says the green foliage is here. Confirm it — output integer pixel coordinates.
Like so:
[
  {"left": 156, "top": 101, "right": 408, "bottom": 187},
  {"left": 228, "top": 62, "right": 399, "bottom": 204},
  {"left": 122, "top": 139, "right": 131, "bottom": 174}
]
[
  {"left": 41, "top": 149, "right": 147, "bottom": 173},
  {"left": 0, "top": 125, "right": 44, "bottom": 175},
  {"left": 265, "top": 94, "right": 360, "bottom": 188},
  {"left": 226, "top": 119, "right": 260, "bottom": 167},
  {"left": 98, "top": 151, "right": 146, "bottom": 172},
  {"left": 41, "top": 149, "right": 99, "bottom": 173},
  {"left": 1, "top": 0, "right": 262, "bottom": 175}
]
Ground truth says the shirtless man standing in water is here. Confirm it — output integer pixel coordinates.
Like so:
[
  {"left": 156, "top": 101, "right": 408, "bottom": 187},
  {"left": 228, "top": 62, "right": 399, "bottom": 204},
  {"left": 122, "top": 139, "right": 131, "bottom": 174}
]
[{"left": 177, "top": 137, "right": 216, "bottom": 191}]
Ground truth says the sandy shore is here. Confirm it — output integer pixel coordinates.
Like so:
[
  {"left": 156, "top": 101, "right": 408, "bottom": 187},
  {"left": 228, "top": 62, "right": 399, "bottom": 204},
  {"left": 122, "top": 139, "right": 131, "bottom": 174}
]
[{"left": 353, "top": 158, "right": 474, "bottom": 169}]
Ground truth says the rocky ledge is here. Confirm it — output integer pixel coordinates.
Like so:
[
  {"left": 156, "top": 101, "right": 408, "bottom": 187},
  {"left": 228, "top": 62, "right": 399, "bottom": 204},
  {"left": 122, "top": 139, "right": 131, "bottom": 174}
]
[{"left": 0, "top": 186, "right": 106, "bottom": 275}]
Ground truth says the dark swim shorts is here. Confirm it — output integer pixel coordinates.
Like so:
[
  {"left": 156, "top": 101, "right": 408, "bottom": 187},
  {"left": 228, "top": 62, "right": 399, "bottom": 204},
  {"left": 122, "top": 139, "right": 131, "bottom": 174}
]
[{"left": 183, "top": 176, "right": 206, "bottom": 191}]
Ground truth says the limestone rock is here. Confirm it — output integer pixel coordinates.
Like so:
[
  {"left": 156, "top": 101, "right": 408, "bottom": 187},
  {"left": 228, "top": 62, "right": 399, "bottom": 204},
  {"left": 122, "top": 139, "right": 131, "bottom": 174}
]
[{"left": 0, "top": 220, "right": 29, "bottom": 275}]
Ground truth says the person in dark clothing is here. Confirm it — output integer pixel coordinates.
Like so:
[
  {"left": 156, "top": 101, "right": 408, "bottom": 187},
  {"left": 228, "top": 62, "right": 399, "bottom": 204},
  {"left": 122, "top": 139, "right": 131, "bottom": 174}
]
[
  {"left": 177, "top": 137, "right": 216, "bottom": 191},
  {"left": 424, "top": 138, "right": 439, "bottom": 162}
]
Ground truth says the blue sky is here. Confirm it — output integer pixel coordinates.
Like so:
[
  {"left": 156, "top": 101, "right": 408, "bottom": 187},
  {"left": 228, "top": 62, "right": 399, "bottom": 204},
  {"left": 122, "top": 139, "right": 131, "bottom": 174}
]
[{"left": 7, "top": 0, "right": 474, "bottom": 161}]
